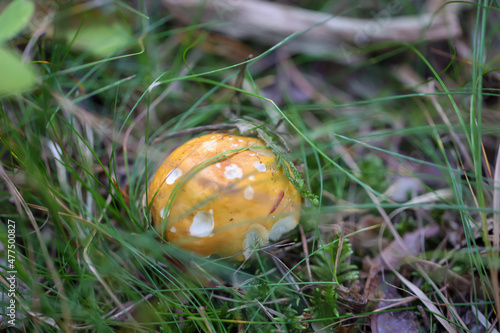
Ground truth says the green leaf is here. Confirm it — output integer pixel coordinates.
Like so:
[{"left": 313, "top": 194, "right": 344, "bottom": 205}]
[
  {"left": 65, "top": 21, "right": 132, "bottom": 57},
  {"left": 0, "top": 0, "right": 35, "bottom": 43},
  {"left": 0, "top": 47, "right": 36, "bottom": 94}
]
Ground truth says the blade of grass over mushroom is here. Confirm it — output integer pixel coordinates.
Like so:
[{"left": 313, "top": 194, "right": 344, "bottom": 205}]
[{"left": 149, "top": 146, "right": 248, "bottom": 234}]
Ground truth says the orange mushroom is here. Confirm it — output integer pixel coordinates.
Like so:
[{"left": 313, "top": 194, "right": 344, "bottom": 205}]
[{"left": 148, "top": 133, "right": 301, "bottom": 261}]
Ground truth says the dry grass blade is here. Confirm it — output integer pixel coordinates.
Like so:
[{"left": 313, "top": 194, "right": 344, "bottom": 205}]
[
  {"left": 388, "top": 269, "right": 458, "bottom": 333},
  {"left": 427, "top": 82, "right": 473, "bottom": 170},
  {"left": 470, "top": 305, "right": 499, "bottom": 333},
  {"left": 199, "top": 307, "right": 215, "bottom": 333},
  {"left": 368, "top": 189, "right": 458, "bottom": 331},
  {"left": 271, "top": 256, "right": 310, "bottom": 307},
  {"left": 414, "top": 265, "right": 467, "bottom": 329},
  {"left": 106, "top": 294, "right": 154, "bottom": 321},
  {"left": 255, "top": 300, "right": 284, "bottom": 332},
  {"left": 493, "top": 142, "right": 500, "bottom": 327}
]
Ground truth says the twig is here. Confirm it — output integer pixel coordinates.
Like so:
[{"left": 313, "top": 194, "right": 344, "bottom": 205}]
[
  {"left": 418, "top": 305, "right": 431, "bottom": 332},
  {"left": 163, "top": 0, "right": 463, "bottom": 64},
  {"left": 299, "top": 225, "right": 313, "bottom": 282},
  {"left": 334, "top": 222, "right": 345, "bottom": 282},
  {"left": 199, "top": 307, "right": 215, "bottom": 333}
]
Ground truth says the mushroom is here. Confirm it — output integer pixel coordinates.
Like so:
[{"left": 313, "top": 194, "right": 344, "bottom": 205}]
[{"left": 148, "top": 133, "right": 301, "bottom": 261}]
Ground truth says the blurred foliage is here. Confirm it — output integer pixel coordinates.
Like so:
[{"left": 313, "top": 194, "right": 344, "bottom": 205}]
[
  {"left": 0, "top": 0, "right": 36, "bottom": 94},
  {"left": 0, "top": 0, "right": 34, "bottom": 43},
  {"left": 359, "top": 153, "right": 389, "bottom": 193}
]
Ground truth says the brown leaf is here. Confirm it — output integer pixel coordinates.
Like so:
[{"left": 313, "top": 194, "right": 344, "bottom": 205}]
[{"left": 377, "top": 224, "right": 440, "bottom": 269}]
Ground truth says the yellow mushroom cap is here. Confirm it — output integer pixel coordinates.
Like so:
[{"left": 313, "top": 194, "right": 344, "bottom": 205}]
[{"left": 148, "top": 133, "right": 302, "bottom": 261}]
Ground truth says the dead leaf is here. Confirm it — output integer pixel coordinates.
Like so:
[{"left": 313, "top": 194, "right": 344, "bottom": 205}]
[{"left": 377, "top": 224, "right": 440, "bottom": 269}]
